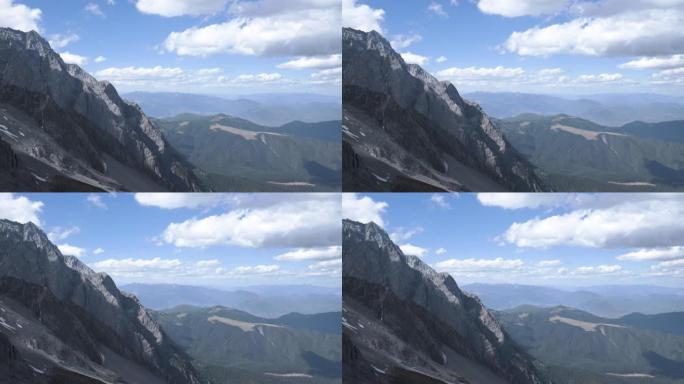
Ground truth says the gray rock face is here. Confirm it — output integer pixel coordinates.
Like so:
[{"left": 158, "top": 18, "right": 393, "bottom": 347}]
[
  {"left": 342, "top": 219, "right": 549, "bottom": 384},
  {"left": 0, "top": 219, "right": 204, "bottom": 384},
  {"left": 342, "top": 28, "right": 547, "bottom": 192},
  {"left": 0, "top": 27, "right": 203, "bottom": 191}
]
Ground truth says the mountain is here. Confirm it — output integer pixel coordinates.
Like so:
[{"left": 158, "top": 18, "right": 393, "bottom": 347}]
[
  {"left": 124, "top": 92, "right": 342, "bottom": 127},
  {"left": 498, "top": 114, "right": 684, "bottom": 191},
  {"left": 153, "top": 306, "right": 341, "bottom": 384},
  {"left": 466, "top": 92, "right": 684, "bottom": 127},
  {"left": 496, "top": 306, "right": 684, "bottom": 383},
  {"left": 619, "top": 312, "right": 684, "bottom": 336},
  {"left": 465, "top": 284, "right": 684, "bottom": 318},
  {"left": 158, "top": 114, "right": 341, "bottom": 191},
  {"left": 122, "top": 283, "right": 342, "bottom": 318},
  {"left": 342, "top": 219, "right": 549, "bottom": 384},
  {"left": 342, "top": 28, "right": 546, "bottom": 192},
  {"left": 0, "top": 28, "right": 204, "bottom": 192},
  {"left": 0, "top": 219, "right": 203, "bottom": 384}
]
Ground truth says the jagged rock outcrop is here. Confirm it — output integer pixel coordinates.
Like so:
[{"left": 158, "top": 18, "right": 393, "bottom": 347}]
[
  {"left": 342, "top": 28, "right": 547, "bottom": 192},
  {"left": 342, "top": 219, "right": 549, "bottom": 384},
  {"left": 0, "top": 219, "right": 204, "bottom": 383},
  {"left": 0, "top": 27, "right": 204, "bottom": 191}
]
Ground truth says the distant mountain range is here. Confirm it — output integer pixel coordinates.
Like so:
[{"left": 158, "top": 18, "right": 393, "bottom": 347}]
[
  {"left": 496, "top": 306, "right": 684, "bottom": 383},
  {"left": 342, "top": 28, "right": 546, "bottom": 192},
  {"left": 158, "top": 114, "right": 342, "bottom": 191},
  {"left": 497, "top": 114, "right": 684, "bottom": 191},
  {"left": 464, "top": 284, "right": 684, "bottom": 318},
  {"left": 342, "top": 219, "right": 549, "bottom": 384},
  {"left": 122, "top": 283, "right": 342, "bottom": 318},
  {"left": 0, "top": 28, "right": 203, "bottom": 192},
  {"left": 466, "top": 92, "right": 684, "bottom": 127},
  {"left": 153, "top": 306, "right": 341, "bottom": 384},
  {"left": 0, "top": 219, "right": 203, "bottom": 383},
  {"left": 124, "top": 92, "right": 341, "bottom": 127}
]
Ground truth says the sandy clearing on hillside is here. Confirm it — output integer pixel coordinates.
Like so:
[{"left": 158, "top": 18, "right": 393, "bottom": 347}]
[
  {"left": 210, "top": 124, "right": 285, "bottom": 140},
  {"left": 208, "top": 315, "right": 282, "bottom": 332},
  {"left": 549, "top": 315, "right": 625, "bottom": 332},
  {"left": 551, "top": 124, "right": 627, "bottom": 141}
]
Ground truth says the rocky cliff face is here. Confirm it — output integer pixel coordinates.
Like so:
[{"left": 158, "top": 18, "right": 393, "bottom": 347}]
[
  {"left": 0, "top": 219, "right": 204, "bottom": 384},
  {"left": 342, "top": 219, "right": 549, "bottom": 384},
  {"left": 342, "top": 28, "right": 546, "bottom": 192},
  {"left": 0, "top": 27, "right": 203, "bottom": 191}
]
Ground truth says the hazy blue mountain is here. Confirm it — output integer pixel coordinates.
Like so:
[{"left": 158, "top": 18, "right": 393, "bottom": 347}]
[
  {"left": 467, "top": 92, "right": 684, "bottom": 126},
  {"left": 158, "top": 114, "right": 342, "bottom": 192},
  {"left": 122, "top": 283, "right": 341, "bottom": 318},
  {"left": 124, "top": 92, "right": 341, "bottom": 127},
  {"left": 153, "top": 306, "right": 341, "bottom": 384},
  {"left": 619, "top": 312, "right": 684, "bottom": 336},
  {"left": 497, "top": 306, "right": 684, "bottom": 384},
  {"left": 465, "top": 284, "right": 684, "bottom": 318},
  {"left": 498, "top": 114, "right": 684, "bottom": 191}
]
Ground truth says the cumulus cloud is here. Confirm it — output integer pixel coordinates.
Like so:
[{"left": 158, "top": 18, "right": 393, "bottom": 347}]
[
  {"left": 275, "top": 246, "right": 341, "bottom": 261},
  {"left": 49, "top": 33, "right": 79, "bottom": 49},
  {"left": 160, "top": 198, "right": 340, "bottom": 249},
  {"left": 0, "top": 0, "right": 42, "bottom": 32},
  {"left": 617, "top": 246, "right": 684, "bottom": 261},
  {"left": 436, "top": 56, "right": 448, "bottom": 63},
  {"left": 435, "top": 257, "right": 524, "bottom": 272},
  {"left": 430, "top": 194, "right": 454, "bottom": 209},
  {"left": 0, "top": 194, "right": 44, "bottom": 225},
  {"left": 162, "top": 0, "right": 340, "bottom": 57},
  {"left": 95, "top": 66, "right": 184, "bottom": 81},
  {"left": 57, "top": 244, "right": 86, "bottom": 258},
  {"left": 135, "top": 0, "right": 228, "bottom": 17},
  {"left": 93, "top": 248, "right": 105, "bottom": 255},
  {"left": 390, "top": 227, "right": 424, "bottom": 242},
  {"left": 48, "top": 226, "right": 80, "bottom": 242},
  {"left": 436, "top": 66, "right": 525, "bottom": 82},
  {"left": 400, "top": 52, "right": 429, "bottom": 66},
  {"left": 342, "top": 0, "right": 384, "bottom": 32},
  {"left": 278, "top": 54, "right": 341, "bottom": 70},
  {"left": 232, "top": 264, "right": 280, "bottom": 274},
  {"left": 390, "top": 34, "right": 422, "bottom": 50},
  {"left": 84, "top": 3, "right": 104, "bottom": 17},
  {"left": 577, "top": 73, "right": 624, "bottom": 83},
  {"left": 86, "top": 194, "right": 107, "bottom": 209},
  {"left": 342, "top": 194, "right": 388, "bottom": 227},
  {"left": 620, "top": 54, "right": 684, "bottom": 70},
  {"left": 60, "top": 52, "right": 88, "bottom": 66},
  {"left": 575, "top": 264, "right": 622, "bottom": 274},
  {"left": 308, "top": 258, "right": 342, "bottom": 272},
  {"left": 537, "top": 259, "right": 561, "bottom": 267},
  {"left": 94, "top": 56, "right": 107, "bottom": 63},
  {"left": 427, "top": 2, "right": 448, "bottom": 17},
  {"left": 477, "top": 0, "right": 567, "bottom": 17},
  {"left": 134, "top": 193, "right": 234, "bottom": 209},
  {"left": 399, "top": 243, "right": 429, "bottom": 258},
  {"left": 436, "top": 248, "right": 447, "bottom": 255}
]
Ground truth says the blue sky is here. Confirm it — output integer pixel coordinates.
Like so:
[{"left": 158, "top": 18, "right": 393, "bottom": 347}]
[
  {"left": 1, "top": 0, "right": 341, "bottom": 95},
  {"left": 0, "top": 193, "right": 341, "bottom": 288},
  {"left": 343, "top": 193, "right": 684, "bottom": 287},
  {"left": 343, "top": 0, "right": 684, "bottom": 95}
]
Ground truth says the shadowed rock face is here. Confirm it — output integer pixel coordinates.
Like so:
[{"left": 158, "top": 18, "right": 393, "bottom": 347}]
[
  {"left": 342, "top": 28, "right": 547, "bottom": 192},
  {"left": 342, "top": 219, "right": 549, "bottom": 384},
  {"left": 0, "top": 27, "right": 203, "bottom": 191},
  {"left": 0, "top": 219, "right": 204, "bottom": 384}
]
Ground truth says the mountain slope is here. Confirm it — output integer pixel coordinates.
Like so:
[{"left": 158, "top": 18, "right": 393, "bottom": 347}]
[
  {"left": 342, "top": 219, "right": 548, "bottom": 384},
  {"left": 497, "top": 306, "right": 684, "bottom": 383},
  {"left": 158, "top": 114, "right": 341, "bottom": 191},
  {"left": 154, "top": 306, "right": 341, "bottom": 384},
  {"left": 0, "top": 219, "right": 203, "bottom": 384},
  {"left": 0, "top": 28, "right": 203, "bottom": 192},
  {"left": 498, "top": 114, "right": 684, "bottom": 191},
  {"left": 342, "top": 28, "right": 546, "bottom": 192}
]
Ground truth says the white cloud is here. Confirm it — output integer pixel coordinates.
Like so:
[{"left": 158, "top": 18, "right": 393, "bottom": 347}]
[
  {"left": 437, "top": 66, "right": 525, "bottom": 82},
  {"left": 436, "top": 56, "right": 448, "bottom": 63},
  {"left": 436, "top": 248, "right": 447, "bottom": 255},
  {"left": 308, "top": 258, "right": 341, "bottom": 273},
  {"left": 477, "top": 0, "right": 567, "bottom": 17},
  {"left": 504, "top": 9, "right": 684, "bottom": 57},
  {"left": 234, "top": 73, "right": 283, "bottom": 82},
  {"left": 94, "top": 56, "right": 107, "bottom": 63},
  {"left": 160, "top": 199, "right": 340, "bottom": 248},
  {"left": 652, "top": 66, "right": 684, "bottom": 84},
  {"left": 0, "top": 0, "right": 42, "bottom": 32},
  {"left": 430, "top": 194, "right": 454, "bottom": 209},
  {"left": 427, "top": 2, "right": 448, "bottom": 17},
  {"left": 134, "top": 193, "right": 232, "bottom": 209},
  {"left": 342, "top": 193, "right": 388, "bottom": 227},
  {"left": 163, "top": 0, "right": 340, "bottom": 57},
  {"left": 195, "top": 259, "right": 220, "bottom": 267},
  {"left": 278, "top": 54, "right": 341, "bottom": 70},
  {"left": 400, "top": 52, "right": 429, "bottom": 66},
  {"left": 617, "top": 246, "right": 684, "bottom": 261},
  {"left": 57, "top": 244, "right": 86, "bottom": 258},
  {"left": 275, "top": 246, "right": 341, "bottom": 261},
  {"left": 232, "top": 264, "right": 280, "bottom": 274},
  {"left": 60, "top": 52, "right": 88, "bottom": 66},
  {"left": 95, "top": 66, "right": 184, "bottom": 81},
  {"left": 93, "top": 257, "right": 182, "bottom": 274},
  {"left": 107, "top": 0, "right": 116, "bottom": 5},
  {"left": 477, "top": 193, "right": 591, "bottom": 210},
  {"left": 135, "top": 0, "right": 227, "bottom": 17},
  {"left": 0, "top": 194, "right": 44, "bottom": 225},
  {"left": 499, "top": 198, "right": 684, "bottom": 249},
  {"left": 620, "top": 54, "right": 684, "bottom": 70},
  {"left": 84, "top": 3, "right": 104, "bottom": 17},
  {"left": 435, "top": 257, "right": 524, "bottom": 272},
  {"left": 47, "top": 226, "right": 80, "bottom": 242},
  {"left": 310, "top": 67, "right": 342, "bottom": 84},
  {"left": 399, "top": 243, "right": 429, "bottom": 258},
  {"left": 390, "top": 34, "right": 422, "bottom": 50},
  {"left": 390, "top": 226, "right": 424, "bottom": 242},
  {"left": 577, "top": 73, "right": 624, "bottom": 83},
  {"left": 93, "top": 248, "right": 105, "bottom": 255},
  {"left": 537, "top": 259, "right": 561, "bottom": 267},
  {"left": 48, "top": 33, "right": 79, "bottom": 49},
  {"left": 576, "top": 264, "right": 622, "bottom": 274},
  {"left": 342, "top": 0, "right": 384, "bottom": 32},
  {"left": 86, "top": 194, "right": 107, "bottom": 209}
]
